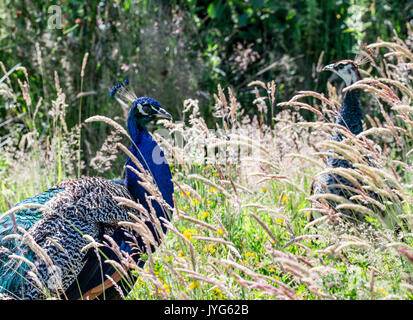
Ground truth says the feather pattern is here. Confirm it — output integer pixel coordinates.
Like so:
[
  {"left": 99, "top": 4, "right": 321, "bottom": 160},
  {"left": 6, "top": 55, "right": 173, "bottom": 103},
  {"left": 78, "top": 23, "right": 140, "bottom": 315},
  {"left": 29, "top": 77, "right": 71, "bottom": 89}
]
[
  {"left": 0, "top": 178, "right": 139, "bottom": 299},
  {"left": 0, "top": 85, "right": 174, "bottom": 299}
]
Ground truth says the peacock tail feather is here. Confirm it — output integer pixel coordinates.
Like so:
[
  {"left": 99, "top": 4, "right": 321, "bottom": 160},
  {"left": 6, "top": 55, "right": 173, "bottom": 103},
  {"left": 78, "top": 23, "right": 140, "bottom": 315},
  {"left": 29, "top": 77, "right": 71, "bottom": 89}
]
[{"left": 0, "top": 177, "right": 141, "bottom": 299}]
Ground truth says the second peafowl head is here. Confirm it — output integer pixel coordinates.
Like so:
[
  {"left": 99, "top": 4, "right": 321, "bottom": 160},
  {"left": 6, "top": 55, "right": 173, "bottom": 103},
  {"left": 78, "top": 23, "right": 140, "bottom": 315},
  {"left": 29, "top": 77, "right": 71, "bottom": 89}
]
[{"left": 322, "top": 60, "right": 361, "bottom": 87}]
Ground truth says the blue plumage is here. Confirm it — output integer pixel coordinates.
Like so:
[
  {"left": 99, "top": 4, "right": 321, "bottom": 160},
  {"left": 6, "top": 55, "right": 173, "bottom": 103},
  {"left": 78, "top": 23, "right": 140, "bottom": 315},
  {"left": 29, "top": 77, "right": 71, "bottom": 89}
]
[{"left": 65, "top": 88, "right": 174, "bottom": 299}]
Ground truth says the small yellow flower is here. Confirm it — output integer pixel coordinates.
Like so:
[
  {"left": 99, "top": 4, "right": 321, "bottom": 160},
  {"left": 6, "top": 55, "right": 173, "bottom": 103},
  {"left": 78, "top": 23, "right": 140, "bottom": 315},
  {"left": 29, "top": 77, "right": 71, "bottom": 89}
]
[
  {"left": 246, "top": 252, "right": 255, "bottom": 258},
  {"left": 282, "top": 195, "right": 288, "bottom": 203},
  {"left": 183, "top": 228, "right": 197, "bottom": 240},
  {"left": 269, "top": 267, "right": 275, "bottom": 273},
  {"left": 164, "top": 255, "right": 173, "bottom": 263},
  {"left": 189, "top": 281, "right": 200, "bottom": 290},
  {"left": 209, "top": 187, "right": 217, "bottom": 193},
  {"left": 201, "top": 211, "right": 210, "bottom": 220},
  {"left": 243, "top": 259, "right": 249, "bottom": 264},
  {"left": 336, "top": 13, "right": 341, "bottom": 19},
  {"left": 217, "top": 228, "right": 224, "bottom": 235},
  {"left": 206, "top": 199, "right": 212, "bottom": 205},
  {"left": 162, "top": 283, "right": 171, "bottom": 294},
  {"left": 178, "top": 250, "right": 184, "bottom": 257},
  {"left": 305, "top": 211, "right": 310, "bottom": 218},
  {"left": 275, "top": 218, "right": 283, "bottom": 224},
  {"left": 261, "top": 187, "right": 267, "bottom": 192},
  {"left": 212, "top": 287, "right": 223, "bottom": 299},
  {"left": 203, "top": 244, "right": 216, "bottom": 254},
  {"left": 183, "top": 229, "right": 193, "bottom": 240}
]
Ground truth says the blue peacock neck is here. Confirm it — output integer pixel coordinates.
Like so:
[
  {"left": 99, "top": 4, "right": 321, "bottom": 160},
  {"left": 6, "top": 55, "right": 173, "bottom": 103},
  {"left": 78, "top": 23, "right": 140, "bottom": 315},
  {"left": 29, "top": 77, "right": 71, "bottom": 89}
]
[
  {"left": 336, "top": 89, "right": 362, "bottom": 137},
  {"left": 329, "top": 88, "right": 362, "bottom": 168},
  {"left": 124, "top": 116, "right": 174, "bottom": 228}
]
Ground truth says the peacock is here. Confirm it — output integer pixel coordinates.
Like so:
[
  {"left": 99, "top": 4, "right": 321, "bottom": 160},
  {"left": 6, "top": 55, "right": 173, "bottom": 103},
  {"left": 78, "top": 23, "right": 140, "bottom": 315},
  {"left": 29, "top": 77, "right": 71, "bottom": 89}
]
[
  {"left": 311, "top": 59, "right": 363, "bottom": 206},
  {"left": 0, "top": 80, "right": 174, "bottom": 299},
  {"left": 311, "top": 59, "right": 402, "bottom": 227}
]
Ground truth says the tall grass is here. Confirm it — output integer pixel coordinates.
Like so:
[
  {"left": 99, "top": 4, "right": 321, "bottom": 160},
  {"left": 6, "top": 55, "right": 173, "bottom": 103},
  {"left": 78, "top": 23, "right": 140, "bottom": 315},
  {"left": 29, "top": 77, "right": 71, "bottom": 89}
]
[{"left": 0, "top": 32, "right": 412, "bottom": 299}]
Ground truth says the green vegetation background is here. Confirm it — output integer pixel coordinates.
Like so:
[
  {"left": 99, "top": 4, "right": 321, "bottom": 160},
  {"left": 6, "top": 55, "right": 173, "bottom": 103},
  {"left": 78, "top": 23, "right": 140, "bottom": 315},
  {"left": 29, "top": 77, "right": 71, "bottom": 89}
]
[{"left": 0, "top": 0, "right": 411, "bottom": 174}]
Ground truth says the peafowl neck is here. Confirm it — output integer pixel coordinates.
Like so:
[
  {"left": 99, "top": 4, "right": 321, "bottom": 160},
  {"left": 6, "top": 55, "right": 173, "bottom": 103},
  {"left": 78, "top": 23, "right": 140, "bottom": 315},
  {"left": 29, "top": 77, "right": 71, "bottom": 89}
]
[
  {"left": 328, "top": 89, "right": 363, "bottom": 168},
  {"left": 124, "top": 118, "right": 174, "bottom": 227},
  {"left": 334, "top": 89, "right": 363, "bottom": 141}
]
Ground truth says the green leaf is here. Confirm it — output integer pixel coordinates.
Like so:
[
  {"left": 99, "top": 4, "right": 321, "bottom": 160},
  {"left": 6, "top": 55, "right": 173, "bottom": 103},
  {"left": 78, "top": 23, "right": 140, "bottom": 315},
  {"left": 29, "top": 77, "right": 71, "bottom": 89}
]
[
  {"left": 286, "top": 10, "right": 296, "bottom": 21},
  {"left": 207, "top": 2, "right": 217, "bottom": 19}
]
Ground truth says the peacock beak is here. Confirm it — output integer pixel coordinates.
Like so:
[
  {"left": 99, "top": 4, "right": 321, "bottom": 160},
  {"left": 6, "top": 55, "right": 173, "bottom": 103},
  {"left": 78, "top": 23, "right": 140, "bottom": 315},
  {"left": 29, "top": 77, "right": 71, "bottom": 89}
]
[
  {"left": 322, "top": 64, "right": 335, "bottom": 72},
  {"left": 155, "top": 107, "right": 172, "bottom": 120}
]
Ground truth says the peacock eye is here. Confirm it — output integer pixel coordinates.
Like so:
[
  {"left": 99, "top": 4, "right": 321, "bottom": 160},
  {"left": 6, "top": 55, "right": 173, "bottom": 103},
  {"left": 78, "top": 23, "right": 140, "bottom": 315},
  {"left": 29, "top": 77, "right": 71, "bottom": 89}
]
[{"left": 142, "top": 105, "right": 151, "bottom": 113}]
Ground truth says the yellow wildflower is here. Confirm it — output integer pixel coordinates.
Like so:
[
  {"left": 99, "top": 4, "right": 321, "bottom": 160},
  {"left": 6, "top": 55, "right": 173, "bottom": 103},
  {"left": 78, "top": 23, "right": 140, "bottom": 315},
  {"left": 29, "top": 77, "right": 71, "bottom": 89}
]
[
  {"left": 374, "top": 288, "right": 388, "bottom": 296},
  {"left": 183, "top": 228, "right": 197, "bottom": 240},
  {"left": 217, "top": 228, "right": 224, "bottom": 235},
  {"left": 212, "top": 287, "right": 223, "bottom": 299},
  {"left": 276, "top": 218, "right": 283, "bottom": 224},
  {"left": 282, "top": 195, "right": 288, "bottom": 203},
  {"left": 261, "top": 187, "right": 267, "bottom": 192},
  {"left": 183, "top": 229, "right": 193, "bottom": 240},
  {"left": 201, "top": 211, "right": 210, "bottom": 220},
  {"left": 189, "top": 281, "right": 200, "bottom": 290},
  {"left": 209, "top": 187, "right": 217, "bottom": 193},
  {"left": 203, "top": 244, "right": 216, "bottom": 254},
  {"left": 163, "top": 283, "right": 171, "bottom": 294},
  {"left": 246, "top": 252, "right": 255, "bottom": 258}
]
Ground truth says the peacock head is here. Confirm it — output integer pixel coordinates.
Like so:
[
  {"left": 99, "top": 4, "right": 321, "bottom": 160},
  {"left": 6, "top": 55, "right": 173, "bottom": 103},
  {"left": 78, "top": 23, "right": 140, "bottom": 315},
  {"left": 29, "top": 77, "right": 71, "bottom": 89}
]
[
  {"left": 110, "top": 79, "right": 172, "bottom": 126},
  {"left": 129, "top": 97, "right": 172, "bottom": 124},
  {"left": 322, "top": 60, "right": 361, "bottom": 87}
]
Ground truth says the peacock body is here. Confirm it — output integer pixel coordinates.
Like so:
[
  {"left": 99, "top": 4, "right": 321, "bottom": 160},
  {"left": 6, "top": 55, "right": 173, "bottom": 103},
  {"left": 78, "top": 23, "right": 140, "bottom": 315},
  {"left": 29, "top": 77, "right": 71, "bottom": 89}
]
[
  {"left": 0, "top": 81, "right": 174, "bottom": 299},
  {"left": 312, "top": 60, "right": 402, "bottom": 226},
  {"left": 312, "top": 61, "right": 363, "bottom": 202},
  {"left": 1, "top": 178, "right": 137, "bottom": 299}
]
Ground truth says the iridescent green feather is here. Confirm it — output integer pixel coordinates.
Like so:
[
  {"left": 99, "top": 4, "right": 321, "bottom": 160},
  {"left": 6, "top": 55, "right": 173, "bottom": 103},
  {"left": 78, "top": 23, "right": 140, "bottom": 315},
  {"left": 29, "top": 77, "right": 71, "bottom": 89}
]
[{"left": 0, "top": 188, "right": 64, "bottom": 297}]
